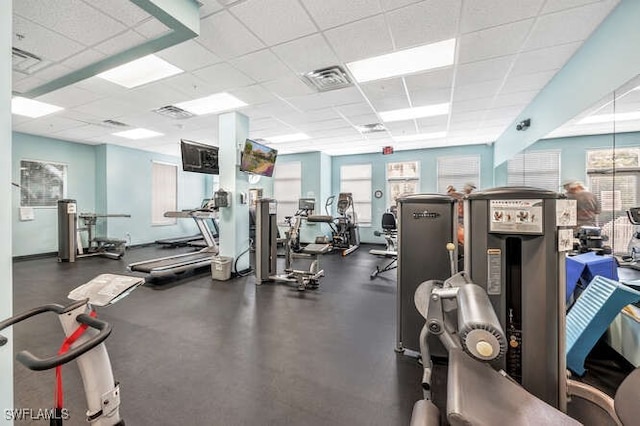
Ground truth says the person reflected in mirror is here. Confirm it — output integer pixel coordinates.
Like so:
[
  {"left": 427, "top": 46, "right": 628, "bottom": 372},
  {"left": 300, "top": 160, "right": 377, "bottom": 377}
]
[{"left": 563, "top": 180, "right": 601, "bottom": 227}]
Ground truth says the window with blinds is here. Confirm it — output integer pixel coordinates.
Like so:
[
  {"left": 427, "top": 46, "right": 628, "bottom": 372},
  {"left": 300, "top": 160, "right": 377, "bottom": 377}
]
[
  {"left": 273, "top": 161, "right": 302, "bottom": 222},
  {"left": 151, "top": 162, "right": 177, "bottom": 225},
  {"left": 387, "top": 161, "right": 420, "bottom": 206},
  {"left": 437, "top": 155, "right": 480, "bottom": 193},
  {"left": 20, "top": 160, "right": 67, "bottom": 207},
  {"left": 340, "top": 164, "right": 372, "bottom": 225},
  {"left": 507, "top": 150, "right": 561, "bottom": 191}
]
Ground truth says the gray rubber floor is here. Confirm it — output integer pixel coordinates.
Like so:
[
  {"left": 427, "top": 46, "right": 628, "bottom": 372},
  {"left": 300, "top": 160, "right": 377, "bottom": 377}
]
[{"left": 11, "top": 245, "right": 422, "bottom": 425}]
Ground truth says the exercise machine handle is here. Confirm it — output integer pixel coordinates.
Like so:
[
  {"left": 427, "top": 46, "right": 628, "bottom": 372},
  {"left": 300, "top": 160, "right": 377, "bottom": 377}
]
[{"left": 0, "top": 300, "right": 112, "bottom": 371}]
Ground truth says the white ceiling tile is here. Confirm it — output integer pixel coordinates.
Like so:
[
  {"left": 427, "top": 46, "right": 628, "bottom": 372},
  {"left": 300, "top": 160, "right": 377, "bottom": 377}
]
[
  {"left": 453, "top": 80, "right": 503, "bottom": 102},
  {"left": 524, "top": 1, "right": 618, "bottom": 51},
  {"left": 346, "top": 113, "right": 379, "bottom": 125},
  {"left": 449, "top": 110, "right": 485, "bottom": 124},
  {"left": 482, "top": 105, "right": 523, "bottom": 120},
  {"left": 159, "top": 73, "right": 217, "bottom": 99},
  {"left": 36, "top": 85, "right": 104, "bottom": 108},
  {"left": 385, "top": 121, "right": 418, "bottom": 134},
  {"left": 285, "top": 87, "right": 365, "bottom": 111},
  {"left": 262, "top": 76, "right": 316, "bottom": 98},
  {"left": 231, "top": 49, "right": 292, "bottom": 82},
  {"left": 241, "top": 100, "right": 300, "bottom": 119},
  {"left": 409, "top": 88, "right": 452, "bottom": 105},
  {"left": 510, "top": 42, "right": 581, "bottom": 76},
  {"left": 228, "top": 84, "right": 277, "bottom": 105},
  {"left": 370, "top": 96, "right": 411, "bottom": 111},
  {"left": 94, "top": 30, "right": 146, "bottom": 56},
  {"left": 379, "top": 0, "right": 422, "bottom": 11},
  {"left": 271, "top": 33, "right": 340, "bottom": 74},
  {"left": 249, "top": 117, "right": 284, "bottom": 132},
  {"left": 48, "top": 124, "right": 112, "bottom": 142},
  {"left": 116, "top": 84, "right": 187, "bottom": 111},
  {"left": 386, "top": 0, "right": 461, "bottom": 49},
  {"left": 404, "top": 68, "right": 454, "bottom": 91},
  {"left": 360, "top": 78, "right": 405, "bottom": 100},
  {"left": 29, "top": 64, "right": 73, "bottom": 82},
  {"left": 541, "top": 0, "right": 614, "bottom": 14},
  {"left": 301, "top": 0, "right": 382, "bottom": 30},
  {"left": 230, "top": 0, "right": 316, "bottom": 46},
  {"left": 156, "top": 40, "right": 222, "bottom": 72},
  {"left": 61, "top": 49, "right": 106, "bottom": 70},
  {"left": 455, "top": 55, "right": 514, "bottom": 86},
  {"left": 86, "top": 0, "right": 151, "bottom": 27},
  {"left": 458, "top": 19, "right": 534, "bottom": 64},
  {"left": 75, "top": 97, "right": 146, "bottom": 119},
  {"left": 134, "top": 17, "right": 170, "bottom": 40},
  {"left": 325, "top": 15, "right": 394, "bottom": 63},
  {"left": 492, "top": 90, "right": 538, "bottom": 108},
  {"left": 198, "top": 11, "right": 265, "bottom": 59},
  {"left": 415, "top": 115, "right": 449, "bottom": 128},
  {"left": 334, "top": 102, "right": 376, "bottom": 118},
  {"left": 192, "top": 63, "right": 255, "bottom": 92},
  {"left": 73, "top": 76, "right": 134, "bottom": 98},
  {"left": 277, "top": 108, "right": 342, "bottom": 125},
  {"left": 501, "top": 70, "right": 557, "bottom": 94},
  {"left": 13, "top": 15, "right": 85, "bottom": 62},
  {"left": 460, "top": 0, "right": 545, "bottom": 33},
  {"left": 297, "top": 119, "right": 351, "bottom": 132},
  {"left": 198, "top": 0, "right": 224, "bottom": 17},
  {"left": 15, "top": 0, "right": 127, "bottom": 46},
  {"left": 13, "top": 75, "right": 45, "bottom": 94},
  {"left": 13, "top": 115, "right": 86, "bottom": 135}
]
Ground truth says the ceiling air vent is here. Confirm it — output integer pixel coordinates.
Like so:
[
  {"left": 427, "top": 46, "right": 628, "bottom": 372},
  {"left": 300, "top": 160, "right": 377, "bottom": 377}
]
[
  {"left": 101, "top": 119, "right": 129, "bottom": 128},
  {"left": 302, "top": 66, "right": 353, "bottom": 92},
  {"left": 153, "top": 105, "right": 195, "bottom": 119},
  {"left": 356, "top": 123, "right": 387, "bottom": 134},
  {"left": 12, "top": 47, "right": 47, "bottom": 75}
]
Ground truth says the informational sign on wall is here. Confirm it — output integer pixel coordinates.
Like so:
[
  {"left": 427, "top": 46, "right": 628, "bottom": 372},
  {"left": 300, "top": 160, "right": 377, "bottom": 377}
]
[
  {"left": 489, "top": 199, "right": 544, "bottom": 234},
  {"left": 556, "top": 199, "right": 577, "bottom": 227}
]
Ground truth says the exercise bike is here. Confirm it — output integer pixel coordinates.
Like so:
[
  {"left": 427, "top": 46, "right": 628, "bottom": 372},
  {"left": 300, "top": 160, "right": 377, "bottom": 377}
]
[
  {"left": 0, "top": 274, "right": 144, "bottom": 425},
  {"left": 369, "top": 210, "right": 397, "bottom": 279}
]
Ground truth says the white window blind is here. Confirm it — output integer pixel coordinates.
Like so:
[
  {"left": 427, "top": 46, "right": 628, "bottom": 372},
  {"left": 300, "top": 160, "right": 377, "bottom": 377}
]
[
  {"left": 152, "top": 162, "right": 177, "bottom": 225},
  {"left": 340, "top": 164, "right": 372, "bottom": 225},
  {"left": 437, "top": 155, "right": 480, "bottom": 193},
  {"left": 20, "top": 160, "right": 67, "bottom": 207},
  {"left": 507, "top": 150, "right": 560, "bottom": 191},
  {"left": 273, "top": 161, "right": 302, "bottom": 222},
  {"left": 387, "top": 161, "right": 420, "bottom": 205}
]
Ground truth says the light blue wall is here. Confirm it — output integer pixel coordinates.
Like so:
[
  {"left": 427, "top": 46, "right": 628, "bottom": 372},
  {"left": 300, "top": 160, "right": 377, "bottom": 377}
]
[
  {"left": 12, "top": 132, "right": 97, "bottom": 256},
  {"left": 11, "top": 133, "right": 209, "bottom": 255},
  {"left": 330, "top": 144, "right": 494, "bottom": 243},
  {"left": 1, "top": 0, "right": 13, "bottom": 421}
]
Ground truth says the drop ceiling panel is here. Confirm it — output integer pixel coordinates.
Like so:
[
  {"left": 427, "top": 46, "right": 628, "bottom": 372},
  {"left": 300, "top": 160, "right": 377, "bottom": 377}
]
[
  {"left": 13, "top": 15, "right": 85, "bottom": 62},
  {"left": 409, "top": 88, "right": 452, "bottom": 105},
  {"left": 87, "top": 0, "right": 151, "bottom": 27},
  {"left": 198, "top": 0, "right": 224, "bottom": 17},
  {"left": 457, "top": 19, "right": 534, "bottom": 64},
  {"left": 241, "top": 100, "right": 300, "bottom": 119},
  {"left": 492, "top": 90, "right": 538, "bottom": 108},
  {"left": 156, "top": 40, "right": 222, "bottom": 72},
  {"left": 49, "top": 124, "right": 113, "bottom": 142},
  {"left": 28, "top": 64, "right": 73, "bottom": 82},
  {"left": 61, "top": 49, "right": 106, "bottom": 70},
  {"left": 14, "top": 0, "right": 127, "bottom": 46},
  {"left": 229, "top": 84, "right": 277, "bottom": 106},
  {"left": 385, "top": 121, "right": 418, "bottom": 135},
  {"left": 334, "top": 102, "right": 376, "bottom": 118},
  {"left": 415, "top": 115, "right": 449, "bottom": 128},
  {"left": 386, "top": 0, "right": 461, "bottom": 49},
  {"left": 230, "top": 0, "right": 316, "bottom": 46},
  {"left": 510, "top": 42, "right": 581, "bottom": 76},
  {"left": 249, "top": 117, "right": 284, "bottom": 132},
  {"left": 13, "top": 115, "right": 86, "bottom": 135},
  {"left": 262, "top": 76, "right": 316, "bottom": 98},
  {"left": 360, "top": 78, "right": 405, "bottom": 100},
  {"left": 231, "top": 49, "right": 292, "bottom": 83},
  {"left": 192, "top": 62, "right": 255, "bottom": 92},
  {"left": 198, "top": 11, "right": 265, "bottom": 59},
  {"left": 482, "top": 105, "right": 523, "bottom": 120},
  {"left": 75, "top": 97, "right": 146, "bottom": 119},
  {"left": 94, "top": 30, "right": 146, "bottom": 56},
  {"left": 404, "top": 68, "right": 454, "bottom": 91},
  {"left": 452, "top": 80, "right": 503, "bottom": 102},
  {"left": 301, "top": 0, "right": 382, "bottom": 30},
  {"left": 348, "top": 113, "right": 381, "bottom": 126},
  {"left": 36, "top": 85, "right": 104, "bottom": 109},
  {"left": 524, "top": 1, "right": 618, "bottom": 51},
  {"left": 460, "top": 0, "right": 544, "bottom": 33},
  {"left": 277, "top": 108, "right": 342, "bottom": 125},
  {"left": 449, "top": 110, "right": 485, "bottom": 124},
  {"left": 117, "top": 84, "right": 187, "bottom": 111},
  {"left": 13, "top": 75, "right": 45, "bottom": 93},
  {"left": 541, "top": 0, "right": 616, "bottom": 14},
  {"left": 370, "top": 95, "right": 411, "bottom": 111},
  {"left": 379, "top": 0, "right": 422, "bottom": 12},
  {"left": 455, "top": 55, "right": 514, "bottom": 86},
  {"left": 297, "top": 118, "right": 352, "bottom": 132},
  {"left": 500, "top": 70, "right": 556, "bottom": 94},
  {"left": 324, "top": 15, "right": 394, "bottom": 63},
  {"left": 159, "top": 73, "right": 218, "bottom": 99},
  {"left": 271, "top": 33, "right": 340, "bottom": 74},
  {"left": 133, "top": 17, "right": 170, "bottom": 39}
]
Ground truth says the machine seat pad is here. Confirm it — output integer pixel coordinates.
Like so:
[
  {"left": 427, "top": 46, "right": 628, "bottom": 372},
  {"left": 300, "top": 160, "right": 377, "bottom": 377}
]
[
  {"left": 306, "top": 215, "right": 333, "bottom": 223},
  {"left": 447, "top": 348, "right": 580, "bottom": 426},
  {"left": 410, "top": 400, "right": 440, "bottom": 426},
  {"left": 302, "top": 243, "right": 331, "bottom": 254},
  {"left": 615, "top": 367, "right": 640, "bottom": 426},
  {"left": 93, "top": 237, "right": 126, "bottom": 244}
]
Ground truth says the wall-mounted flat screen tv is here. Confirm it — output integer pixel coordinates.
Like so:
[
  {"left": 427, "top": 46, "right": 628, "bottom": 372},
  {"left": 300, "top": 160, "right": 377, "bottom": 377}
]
[
  {"left": 181, "top": 139, "right": 219, "bottom": 175},
  {"left": 240, "top": 139, "right": 278, "bottom": 177}
]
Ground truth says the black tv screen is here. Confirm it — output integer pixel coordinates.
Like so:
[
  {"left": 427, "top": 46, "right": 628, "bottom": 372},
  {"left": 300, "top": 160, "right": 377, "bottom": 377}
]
[
  {"left": 240, "top": 139, "right": 278, "bottom": 177},
  {"left": 181, "top": 139, "right": 219, "bottom": 175}
]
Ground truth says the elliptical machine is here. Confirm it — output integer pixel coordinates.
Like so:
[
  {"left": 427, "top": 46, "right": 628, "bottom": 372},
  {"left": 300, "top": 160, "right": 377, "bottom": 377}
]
[
  {"left": 325, "top": 193, "right": 360, "bottom": 256},
  {"left": 0, "top": 274, "right": 144, "bottom": 425}
]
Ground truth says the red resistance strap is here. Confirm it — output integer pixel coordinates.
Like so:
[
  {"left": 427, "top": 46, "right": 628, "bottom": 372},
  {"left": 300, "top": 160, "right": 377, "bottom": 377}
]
[{"left": 55, "top": 310, "right": 98, "bottom": 409}]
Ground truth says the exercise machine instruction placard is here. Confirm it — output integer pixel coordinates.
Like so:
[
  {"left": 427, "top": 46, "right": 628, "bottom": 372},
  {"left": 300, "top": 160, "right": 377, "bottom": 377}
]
[{"left": 489, "top": 199, "right": 543, "bottom": 234}]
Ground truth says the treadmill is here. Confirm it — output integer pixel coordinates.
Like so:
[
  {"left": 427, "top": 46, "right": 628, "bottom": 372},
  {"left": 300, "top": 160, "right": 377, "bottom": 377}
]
[
  {"left": 129, "top": 209, "right": 219, "bottom": 277},
  {"left": 155, "top": 199, "right": 217, "bottom": 247}
]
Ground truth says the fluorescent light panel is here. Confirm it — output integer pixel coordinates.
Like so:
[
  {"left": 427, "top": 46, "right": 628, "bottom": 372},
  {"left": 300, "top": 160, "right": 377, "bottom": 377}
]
[
  {"left": 579, "top": 111, "right": 640, "bottom": 124},
  {"left": 347, "top": 38, "right": 456, "bottom": 83},
  {"left": 393, "top": 131, "right": 447, "bottom": 142},
  {"left": 12, "top": 96, "right": 63, "bottom": 118},
  {"left": 112, "top": 128, "right": 163, "bottom": 140},
  {"left": 174, "top": 92, "right": 247, "bottom": 115},
  {"left": 380, "top": 103, "right": 450, "bottom": 122},
  {"left": 264, "top": 133, "right": 310, "bottom": 143},
  {"left": 97, "top": 54, "right": 183, "bottom": 88}
]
